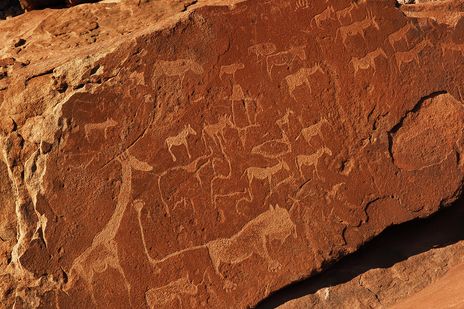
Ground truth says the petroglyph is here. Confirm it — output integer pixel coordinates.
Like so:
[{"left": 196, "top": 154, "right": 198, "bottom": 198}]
[
  {"left": 294, "top": 0, "right": 311, "bottom": 11},
  {"left": 285, "top": 64, "right": 324, "bottom": 100},
  {"left": 248, "top": 42, "right": 277, "bottom": 62},
  {"left": 350, "top": 47, "right": 387, "bottom": 75},
  {"left": 388, "top": 22, "right": 417, "bottom": 50},
  {"left": 336, "top": 2, "right": 358, "bottom": 21},
  {"left": 135, "top": 204, "right": 296, "bottom": 277},
  {"left": 276, "top": 108, "right": 295, "bottom": 131},
  {"left": 145, "top": 275, "right": 198, "bottom": 308},
  {"left": 441, "top": 41, "right": 464, "bottom": 57},
  {"left": 266, "top": 46, "right": 307, "bottom": 78},
  {"left": 296, "top": 147, "right": 332, "bottom": 179},
  {"left": 84, "top": 118, "right": 117, "bottom": 141},
  {"left": 312, "top": 6, "right": 335, "bottom": 28},
  {"left": 202, "top": 115, "right": 233, "bottom": 148},
  {"left": 243, "top": 160, "right": 291, "bottom": 189},
  {"left": 67, "top": 152, "right": 153, "bottom": 304},
  {"left": 219, "top": 63, "right": 245, "bottom": 80},
  {"left": 251, "top": 132, "right": 292, "bottom": 159},
  {"left": 296, "top": 117, "right": 329, "bottom": 144},
  {"left": 153, "top": 59, "right": 204, "bottom": 84},
  {"left": 165, "top": 124, "right": 197, "bottom": 162},
  {"left": 394, "top": 37, "right": 433, "bottom": 70},
  {"left": 336, "top": 10, "right": 380, "bottom": 44}
]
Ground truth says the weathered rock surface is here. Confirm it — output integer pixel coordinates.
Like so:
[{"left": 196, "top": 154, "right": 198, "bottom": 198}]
[
  {"left": 1, "top": 0, "right": 464, "bottom": 308},
  {"left": 279, "top": 240, "right": 464, "bottom": 309}
]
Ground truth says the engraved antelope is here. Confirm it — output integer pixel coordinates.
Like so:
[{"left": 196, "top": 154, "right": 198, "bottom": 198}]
[
  {"left": 285, "top": 64, "right": 324, "bottom": 100},
  {"left": 441, "top": 41, "right": 464, "bottom": 57},
  {"left": 296, "top": 147, "right": 333, "bottom": 179},
  {"left": 166, "top": 124, "right": 197, "bottom": 162},
  {"left": 388, "top": 22, "right": 418, "bottom": 50},
  {"left": 394, "top": 37, "right": 433, "bottom": 70},
  {"left": 336, "top": 10, "right": 380, "bottom": 44},
  {"left": 202, "top": 115, "right": 234, "bottom": 147},
  {"left": 219, "top": 63, "right": 245, "bottom": 80},
  {"left": 145, "top": 275, "right": 198, "bottom": 309},
  {"left": 266, "top": 45, "right": 307, "bottom": 78},
  {"left": 84, "top": 118, "right": 117, "bottom": 141},
  {"left": 311, "top": 6, "right": 335, "bottom": 28},
  {"left": 296, "top": 117, "right": 330, "bottom": 144},
  {"left": 350, "top": 47, "right": 387, "bottom": 75},
  {"left": 153, "top": 59, "right": 204, "bottom": 85},
  {"left": 276, "top": 108, "right": 295, "bottom": 131},
  {"left": 243, "top": 160, "right": 291, "bottom": 188}
]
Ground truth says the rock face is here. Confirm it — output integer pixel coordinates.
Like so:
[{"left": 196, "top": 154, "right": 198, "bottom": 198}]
[
  {"left": 279, "top": 241, "right": 464, "bottom": 309},
  {"left": 0, "top": 0, "right": 463, "bottom": 308}
]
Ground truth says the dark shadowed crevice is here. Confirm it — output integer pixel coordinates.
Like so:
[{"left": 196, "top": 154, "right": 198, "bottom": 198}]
[{"left": 255, "top": 195, "right": 464, "bottom": 308}]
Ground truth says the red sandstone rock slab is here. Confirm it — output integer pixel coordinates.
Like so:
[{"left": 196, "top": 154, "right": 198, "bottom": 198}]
[
  {"left": 1, "top": 0, "right": 464, "bottom": 308},
  {"left": 279, "top": 241, "right": 464, "bottom": 308}
]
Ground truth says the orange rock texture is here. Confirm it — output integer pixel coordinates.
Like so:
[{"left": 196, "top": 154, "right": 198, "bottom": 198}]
[{"left": 0, "top": 0, "right": 463, "bottom": 308}]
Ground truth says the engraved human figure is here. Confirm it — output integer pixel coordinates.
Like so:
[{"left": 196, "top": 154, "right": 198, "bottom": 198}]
[
  {"left": 394, "top": 37, "right": 433, "bottom": 70},
  {"left": 165, "top": 124, "right": 197, "bottom": 162},
  {"left": 296, "top": 147, "right": 333, "bottom": 179},
  {"left": 388, "top": 22, "right": 418, "bottom": 50},
  {"left": 67, "top": 151, "right": 153, "bottom": 304},
  {"left": 285, "top": 64, "right": 324, "bottom": 100},
  {"left": 145, "top": 275, "right": 198, "bottom": 309},
  {"left": 350, "top": 47, "right": 387, "bottom": 75},
  {"left": 311, "top": 6, "right": 335, "bottom": 28},
  {"left": 248, "top": 42, "right": 277, "bottom": 61},
  {"left": 153, "top": 59, "right": 204, "bottom": 85},
  {"left": 296, "top": 117, "right": 330, "bottom": 144},
  {"left": 266, "top": 45, "right": 307, "bottom": 78},
  {"left": 336, "top": 10, "right": 380, "bottom": 44},
  {"left": 219, "top": 63, "right": 245, "bottom": 80},
  {"left": 134, "top": 203, "right": 297, "bottom": 281},
  {"left": 84, "top": 118, "right": 118, "bottom": 141}
]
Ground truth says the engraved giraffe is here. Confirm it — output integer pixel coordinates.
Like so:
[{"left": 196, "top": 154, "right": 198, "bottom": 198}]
[
  {"left": 134, "top": 202, "right": 297, "bottom": 282},
  {"left": 165, "top": 124, "right": 197, "bottom": 162},
  {"left": 336, "top": 10, "right": 380, "bottom": 44},
  {"left": 285, "top": 64, "right": 324, "bottom": 100},
  {"left": 84, "top": 118, "right": 118, "bottom": 141},
  {"left": 153, "top": 59, "right": 204, "bottom": 85},
  {"left": 266, "top": 45, "right": 307, "bottom": 78},
  {"left": 296, "top": 117, "right": 330, "bottom": 144},
  {"left": 394, "top": 37, "right": 433, "bottom": 70},
  {"left": 219, "top": 63, "right": 245, "bottom": 80},
  {"left": 388, "top": 22, "right": 418, "bottom": 50},
  {"left": 350, "top": 47, "right": 387, "bottom": 75},
  {"left": 296, "top": 147, "right": 333, "bottom": 179},
  {"left": 66, "top": 151, "right": 152, "bottom": 305}
]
